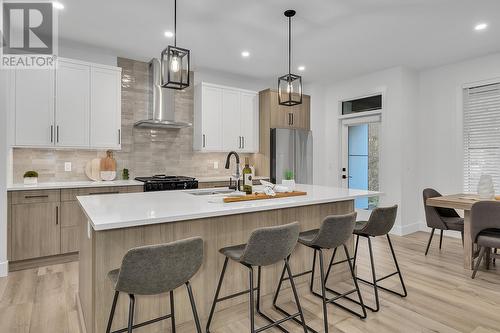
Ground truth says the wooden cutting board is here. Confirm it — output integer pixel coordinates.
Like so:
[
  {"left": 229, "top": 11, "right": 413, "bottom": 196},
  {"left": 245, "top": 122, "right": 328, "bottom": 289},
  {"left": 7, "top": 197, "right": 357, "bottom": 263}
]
[
  {"left": 223, "top": 191, "right": 307, "bottom": 203},
  {"left": 100, "top": 150, "right": 116, "bottom": 172}
]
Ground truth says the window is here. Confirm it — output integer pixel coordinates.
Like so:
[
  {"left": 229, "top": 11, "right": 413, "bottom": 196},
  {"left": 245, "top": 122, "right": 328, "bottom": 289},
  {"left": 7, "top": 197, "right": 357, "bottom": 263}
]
[
  {"left": 342, "top": 94, "right": 382, "bottom": 115},
  {"left": 463, "top": 82, "right": 500, "bottom": 193}
]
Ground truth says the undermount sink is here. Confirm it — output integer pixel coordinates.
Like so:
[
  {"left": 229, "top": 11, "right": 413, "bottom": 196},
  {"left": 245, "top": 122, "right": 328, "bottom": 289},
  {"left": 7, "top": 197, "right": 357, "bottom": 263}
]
[{"left": 187, "top": 189, "right": 235, "bottom": 196}]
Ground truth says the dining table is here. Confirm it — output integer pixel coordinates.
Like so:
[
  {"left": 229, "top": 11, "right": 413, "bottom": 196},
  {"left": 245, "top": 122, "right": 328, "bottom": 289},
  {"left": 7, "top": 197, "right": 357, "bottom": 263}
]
[{"left": 426, "top": 193, "right": 497, "bottom": 270}]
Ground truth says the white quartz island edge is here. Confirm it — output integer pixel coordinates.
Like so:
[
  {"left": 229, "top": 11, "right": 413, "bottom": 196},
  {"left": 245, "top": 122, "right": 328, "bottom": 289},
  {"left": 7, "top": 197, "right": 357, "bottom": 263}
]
[{"left": 78, "top": 184, "right": 380, "bottom": 231}]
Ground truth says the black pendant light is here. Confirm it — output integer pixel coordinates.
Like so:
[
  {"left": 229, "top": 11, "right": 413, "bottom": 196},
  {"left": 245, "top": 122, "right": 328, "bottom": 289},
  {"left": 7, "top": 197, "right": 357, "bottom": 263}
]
[
  {"left": 161, "top": 0, "right": 190, "bottom": 89},
  {"left": 278, "top": 10, "right": 302, "bottom": 106}
]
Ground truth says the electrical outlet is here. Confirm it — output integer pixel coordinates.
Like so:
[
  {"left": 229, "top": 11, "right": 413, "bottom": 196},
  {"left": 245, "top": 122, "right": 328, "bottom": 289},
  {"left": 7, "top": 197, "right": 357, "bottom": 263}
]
[
  {"left": 213, "top": 161, "right": 219, "bottom": 169},
  {"left": 64, "top": 162, "right": 72, "bottom": 172}
]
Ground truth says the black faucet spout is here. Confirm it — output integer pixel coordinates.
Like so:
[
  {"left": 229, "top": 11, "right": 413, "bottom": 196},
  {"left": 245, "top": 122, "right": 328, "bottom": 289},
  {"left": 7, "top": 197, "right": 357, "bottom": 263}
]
[{"left": 225, "top": 151, "right": 240, "bottom": 169}]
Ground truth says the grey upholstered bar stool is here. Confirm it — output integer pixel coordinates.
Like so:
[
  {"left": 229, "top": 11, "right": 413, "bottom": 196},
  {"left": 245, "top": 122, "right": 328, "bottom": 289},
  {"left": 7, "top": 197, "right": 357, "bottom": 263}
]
[
  {"left": 471, "top": 201, "right": 500, "bottom": 278},
  {"left": 423, "top": 188, "right": 464, "bottom": 255},
  {"left": 273, "top": 212, "right": 366, "bottom": 333},
  {"left": 106, "top": 237, "right": 203, "bottom": 333},
  {"left": 206, "top": 222, "right": 308, "bottom": 333},
  {"left": 342, "top": 205, "right": 407, "bottom": 312}
]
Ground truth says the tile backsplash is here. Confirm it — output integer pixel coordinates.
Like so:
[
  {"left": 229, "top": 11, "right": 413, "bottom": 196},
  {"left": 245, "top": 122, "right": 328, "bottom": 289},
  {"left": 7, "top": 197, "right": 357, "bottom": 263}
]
[{"left": 12, "top": 57, "right": 255, "bottom": 183}]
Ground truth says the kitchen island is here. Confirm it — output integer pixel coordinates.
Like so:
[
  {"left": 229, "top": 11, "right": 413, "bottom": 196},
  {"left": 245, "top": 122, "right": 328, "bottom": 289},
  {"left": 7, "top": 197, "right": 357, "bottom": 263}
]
[{"left": 77, "top": 184, "right": 379, "bottom": 333}]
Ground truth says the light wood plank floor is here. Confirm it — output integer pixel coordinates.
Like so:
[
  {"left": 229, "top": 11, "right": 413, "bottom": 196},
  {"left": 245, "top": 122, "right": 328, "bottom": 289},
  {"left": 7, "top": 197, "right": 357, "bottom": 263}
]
[{"left": 0, "top": 231, "right": 499, "bottom": 333}]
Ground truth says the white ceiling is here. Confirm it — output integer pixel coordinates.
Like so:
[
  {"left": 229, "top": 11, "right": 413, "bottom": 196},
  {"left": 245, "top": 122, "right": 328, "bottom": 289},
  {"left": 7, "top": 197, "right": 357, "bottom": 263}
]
[{"left": 58, "top": 0, "right": 500, "bottom": 83}]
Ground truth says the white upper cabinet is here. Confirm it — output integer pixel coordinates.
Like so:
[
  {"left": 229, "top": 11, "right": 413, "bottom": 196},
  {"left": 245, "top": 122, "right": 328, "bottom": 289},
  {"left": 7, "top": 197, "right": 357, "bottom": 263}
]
[
  {"left": 222, "top": 89, "right": 241, "bottom": 151},
  {"left": 11, "top": 69, "right": 55, "bottom": 147},
  {"left": 55, "top": 60, "right": 90, "bottom": 147},
  {"left": 194, "top": 82, "right": 259, "bottom": 153},
  {"left": 194, "top": 84, "right": 223, "bottom": 151},
  {"left": 90, "top": 66, "right": 121, "bottom": 149},
  {"left": 8, "top": 57, "right": 122, "bottom": 149},
  {"left": 239, "top": 92, "right": 258, "bottom": 152}
]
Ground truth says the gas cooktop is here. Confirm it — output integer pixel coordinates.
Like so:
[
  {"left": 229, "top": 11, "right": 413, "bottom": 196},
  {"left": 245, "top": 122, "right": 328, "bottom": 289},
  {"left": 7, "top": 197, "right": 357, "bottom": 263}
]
[{"left": 135, "top": 175, "right": 198, "bottom": 192}]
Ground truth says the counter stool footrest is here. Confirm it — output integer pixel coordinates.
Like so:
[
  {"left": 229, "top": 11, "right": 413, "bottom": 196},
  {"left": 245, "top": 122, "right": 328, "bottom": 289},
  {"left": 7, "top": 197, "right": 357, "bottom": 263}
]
[
  {"left": 273, "top": 304, "right": 319, "bottom": 333},
  {"left": 217, "top": 287, "right": 259, "bottom": 302},
  {"left": 357, "top": 276, "right": 408, "bottom": 297},
  {"left": 110, "top": 314, "right": 172, "bottom": 333},
  {"left": 255, "top": 310, "right": 302, "bottom": 333},
  {"left": 312, "top": 288, "right": 366, "bottom": 319}
]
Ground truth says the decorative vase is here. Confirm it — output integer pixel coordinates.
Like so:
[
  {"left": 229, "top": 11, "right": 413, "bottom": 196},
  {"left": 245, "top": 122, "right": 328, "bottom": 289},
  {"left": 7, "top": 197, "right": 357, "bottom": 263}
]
[
  {"left": 282, "top": 179, "right": 296, "bottom": 191},
  {"left": 477, "top": 174, "right": 495, "bottom": 199},
  {"left": 24, "top": 177, "right": 38, "bottom": 185}
]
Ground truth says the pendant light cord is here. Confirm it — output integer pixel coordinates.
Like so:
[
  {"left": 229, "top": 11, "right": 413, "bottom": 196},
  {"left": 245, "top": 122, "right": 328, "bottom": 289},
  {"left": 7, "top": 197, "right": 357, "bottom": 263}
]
[
  {"left": 174, "top": 0, "right": 177, "bottom": 47},
  {"left": 288, "top": 15, "right": 291, "bottom": 75}
]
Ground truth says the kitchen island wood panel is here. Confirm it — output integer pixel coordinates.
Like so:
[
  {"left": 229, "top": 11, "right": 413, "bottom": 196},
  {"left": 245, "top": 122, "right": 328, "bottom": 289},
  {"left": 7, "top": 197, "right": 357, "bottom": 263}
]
[{"left": 79, "top": 200, "right": 354, "bottom": 333}]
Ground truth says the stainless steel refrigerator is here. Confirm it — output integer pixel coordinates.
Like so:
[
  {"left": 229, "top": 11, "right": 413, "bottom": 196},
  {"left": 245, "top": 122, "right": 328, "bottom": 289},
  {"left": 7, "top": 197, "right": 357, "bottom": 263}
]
[{"left": 270, "top": 128, "right": 313, "bottom": 184}]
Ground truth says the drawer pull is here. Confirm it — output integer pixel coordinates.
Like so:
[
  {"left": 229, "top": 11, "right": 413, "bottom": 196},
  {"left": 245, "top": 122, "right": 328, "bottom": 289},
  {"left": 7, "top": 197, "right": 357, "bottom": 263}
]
[
  {"left": 56, "top": 206, "right": 59, "bottom": 225},
  {"left": 24, "top": 195, "right": 49, "bottom": 199},
  {"left": 88, "top": 192, "right": 120, "bottom": 195}
]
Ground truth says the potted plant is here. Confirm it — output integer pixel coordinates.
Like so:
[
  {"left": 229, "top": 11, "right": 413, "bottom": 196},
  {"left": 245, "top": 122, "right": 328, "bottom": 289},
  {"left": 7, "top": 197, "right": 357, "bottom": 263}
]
[
  {"left": 122, "top": 168, "right": 130, "bottom": 180},
  {"left": 23, "top": 171, "right": 39, "bottom": 185},
  {"left": 282, "top": 170, "right": 296, "bottom": 191}
]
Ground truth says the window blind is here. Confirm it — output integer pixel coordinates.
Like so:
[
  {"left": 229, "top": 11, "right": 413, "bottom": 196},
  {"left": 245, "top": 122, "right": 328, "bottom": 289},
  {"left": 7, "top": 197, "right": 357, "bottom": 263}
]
[{"left": 463, "top": 82, "right": 500, "bottom": 193}]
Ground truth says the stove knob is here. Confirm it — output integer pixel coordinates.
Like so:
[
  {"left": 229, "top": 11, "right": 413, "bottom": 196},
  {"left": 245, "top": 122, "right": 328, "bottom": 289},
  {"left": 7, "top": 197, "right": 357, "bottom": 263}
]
[{"left": 184, "top": 182, "right": 188, "bottom": 189}]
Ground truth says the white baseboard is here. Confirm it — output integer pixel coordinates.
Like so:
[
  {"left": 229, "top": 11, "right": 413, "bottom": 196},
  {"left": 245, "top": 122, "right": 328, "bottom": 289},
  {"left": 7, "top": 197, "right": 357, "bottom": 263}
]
[
  {"left": 0, "top": 261, "right": 8, "bottom": 277},
  {"left": 391, "top": 222, "right": 423, "bottom": 236}
]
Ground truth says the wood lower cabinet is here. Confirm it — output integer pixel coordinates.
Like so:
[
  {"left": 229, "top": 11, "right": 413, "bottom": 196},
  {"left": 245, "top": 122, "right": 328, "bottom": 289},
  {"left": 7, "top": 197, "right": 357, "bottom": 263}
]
[
  {"left": 11, "top": 200, "right": 60, "bottom": 261},
  {"left": 7, "top": 185, "right": 143, "bottom": 265}
]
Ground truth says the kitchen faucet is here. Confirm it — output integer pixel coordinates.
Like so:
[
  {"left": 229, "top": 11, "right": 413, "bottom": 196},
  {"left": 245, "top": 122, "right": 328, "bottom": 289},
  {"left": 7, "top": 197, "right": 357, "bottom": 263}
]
[{"left": 225, "top": 151, "right": 240, "bottom": 191}]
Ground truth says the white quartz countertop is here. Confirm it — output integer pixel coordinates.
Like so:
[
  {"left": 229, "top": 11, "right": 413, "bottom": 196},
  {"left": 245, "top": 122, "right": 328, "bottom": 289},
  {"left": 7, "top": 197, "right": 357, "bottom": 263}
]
[
  {"left": 7, "top": 180, "right": 143, "bottom": 191},
  {"left": 78, "top": 184, "right": 381, "bottom": 231}
]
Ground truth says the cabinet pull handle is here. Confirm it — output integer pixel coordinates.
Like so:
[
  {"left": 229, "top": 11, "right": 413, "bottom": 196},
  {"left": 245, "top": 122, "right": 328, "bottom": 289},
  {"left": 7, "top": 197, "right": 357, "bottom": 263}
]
[
  {"left": 238, "top": 136, "right": 242, "bottom": 149},
  {"left": 56, "top": 206, "right": 59, "bottom": 225},
  {"left": 288, "top": 113, "right": 292, "bottom": 126},
  {"left": 118, "top": 129, "right": 121, "bottom": 145},
  {"left": 56, "top": 125, "right": 60, "bottom": 143},
  {"left": 50, "top": 125, "right": 54, "bottom": 143},
  {"left": 242, "top": 136, "right": 245, "bottom": 149},
  {"left": 202, "top": 134, "right": 206, "bottom": 148},
  {"left": 24, "top": 195, "right": 49, "bottom": 199},
  {"left": 291, "top": 113, "right": 294, "bottom": 125},
  {"left": 89, "top": 191, "right": 120, "bottom": 195}
]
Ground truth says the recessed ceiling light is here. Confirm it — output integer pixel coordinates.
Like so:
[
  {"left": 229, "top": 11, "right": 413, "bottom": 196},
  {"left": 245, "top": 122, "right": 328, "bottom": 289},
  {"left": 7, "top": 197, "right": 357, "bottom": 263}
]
[
  {"left": 298, "top": 66, "right": 305, "bottom": 71},
  {"left": 241, "top": 51, "right": 250, "bottom": 58},
  {"left": 474, "top": 22, "right": 488, "bottom": 31},
  {"left": 53, "top": 1, "right": 64, "bottom": 10},
  {"left": 164, "top": 31, "right": 174, "bottom": 38}
]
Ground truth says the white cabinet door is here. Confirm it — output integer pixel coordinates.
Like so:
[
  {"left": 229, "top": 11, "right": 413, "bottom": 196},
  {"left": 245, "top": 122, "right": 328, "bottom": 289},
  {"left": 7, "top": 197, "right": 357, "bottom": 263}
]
[
  {"left": 90, "top": 67, "right": 121, "bottom": 149},
  {"left": 240, "top": 92, "right": 258, "bottom": 152},
  {"left": 13, "top": 69, "right": 54, "bottom": 147},
  {"left": 55, "top": 60, "right": 90, "bottom": 147},
  {"left": 222, "top": 89, "right": 241, "bottom": 151},
  {"left": 201, "top": 86, "right": 223, "bottom": 151}
]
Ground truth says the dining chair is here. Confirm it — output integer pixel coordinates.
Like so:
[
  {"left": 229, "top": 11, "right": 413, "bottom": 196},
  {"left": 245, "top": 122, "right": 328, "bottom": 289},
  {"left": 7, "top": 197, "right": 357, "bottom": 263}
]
[
  {"left": 423, "top": 188, "right": 464, "bottom": 255},
  {"left": 470, "top": 201, "right": 500, "bottom": 278}
]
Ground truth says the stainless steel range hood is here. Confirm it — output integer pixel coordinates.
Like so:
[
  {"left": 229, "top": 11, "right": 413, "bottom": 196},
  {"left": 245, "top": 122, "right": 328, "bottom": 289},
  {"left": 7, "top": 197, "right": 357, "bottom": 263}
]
[{"left": 134, "top": 58, "right": 192, "bottom": 129}]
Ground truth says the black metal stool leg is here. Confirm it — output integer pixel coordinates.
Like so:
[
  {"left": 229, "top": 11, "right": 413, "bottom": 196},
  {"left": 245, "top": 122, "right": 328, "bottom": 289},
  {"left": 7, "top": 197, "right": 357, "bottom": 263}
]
[
  {"left": 318, "top": 249, "right": 329, "bottom": 333},
  {"left": 472, "top": 246, "right": 485, "bottom": 279},
  {"left": 439, "top": 230, "right": 444, "bottom": 250},
  {"left": 285, "top": 258, "right": 308, "bottom": 333},
  {"left": 256, "top": 266, "right": 288, "bottom": 333},
  {"left": 353, "top": 235, "right": 360, "bottom": 271},
  {"left": 366, "top": 237, "right": 380, "bottom": 312},
  {"left": 186, "top": 281, "right": 202, "bottom": 333},
  {"left": 106, "top": 291, "right": 119, "bottom": 333},
  {"left": 170, "top": 290, "right": 176, "bottom": 333},
  {"left": 206, "top": 257, "right": 229, "bottom": 333},
  {"left": 387, "top": 235, "right": 408, "bottom": 297},
  {"left": 309, "top": 249, "right": 317, "bottom": 293},
  {"left": 248, "top": 266, "right": 256, "bottom": 333},
  {"left": 425, "top": 228, "right": 435, "bottom": 255},
  {"left": 127, "top": 294, "right": 135, "bottom": 333},
  {"left": 343, "top": 245, "right": 367, "bottom": 319},
  {"left": 323, "top": 247, "right": 337, "bottom": 283}
]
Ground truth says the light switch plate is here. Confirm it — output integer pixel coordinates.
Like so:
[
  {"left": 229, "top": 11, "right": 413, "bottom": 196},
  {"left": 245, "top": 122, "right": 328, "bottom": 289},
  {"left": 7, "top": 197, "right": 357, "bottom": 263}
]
[
  {"left": 64, "top": 162, "right": 72, "bottom": 172},
  {"left": 213, "top": 161, "right": 219, "bottom": 169}
]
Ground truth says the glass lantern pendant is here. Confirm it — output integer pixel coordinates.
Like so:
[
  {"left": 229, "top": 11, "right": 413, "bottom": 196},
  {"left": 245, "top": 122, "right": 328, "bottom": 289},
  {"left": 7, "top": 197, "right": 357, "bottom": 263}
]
[
  {"left": 278, "top": 10, "right": 302, "bottom": 106},
  {"left": 161, "top": 0, "right": 190, "bottom": 90}
]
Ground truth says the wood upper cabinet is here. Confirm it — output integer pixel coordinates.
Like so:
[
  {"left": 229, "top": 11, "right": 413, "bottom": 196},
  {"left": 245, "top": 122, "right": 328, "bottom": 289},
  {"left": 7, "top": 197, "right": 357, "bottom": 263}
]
[
  {"left": 8, "top": 57, "right": 121, "bottom": 149},
  {"left": 263, "top": 89, "right": 310, "bottom": 130},
  {"left": 56, "top": 59, "right": 90, "bottom": 147},
  {"left": 10, "top": 69, "right": 55, "bottom": 147},
  {"left": 194, "top": 82, "right": 259, "bottom": 152}
]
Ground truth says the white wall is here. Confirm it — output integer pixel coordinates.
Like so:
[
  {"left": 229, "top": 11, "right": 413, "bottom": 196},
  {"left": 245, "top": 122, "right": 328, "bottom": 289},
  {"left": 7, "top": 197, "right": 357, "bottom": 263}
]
[
  {"left": 0, "top": 70, "right": 8, "bottom": 276},
  {"left": 318, "top": 67, "right": 420, "bottom": 234},
  {"left": 416, "top": 52, "right": 500, "bottom": 228}
]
